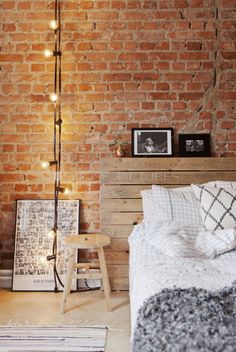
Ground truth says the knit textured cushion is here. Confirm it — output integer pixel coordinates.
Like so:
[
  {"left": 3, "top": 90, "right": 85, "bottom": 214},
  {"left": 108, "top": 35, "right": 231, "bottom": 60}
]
[{"left": 192, "top": 184, "right": 236, "bottom": 231}]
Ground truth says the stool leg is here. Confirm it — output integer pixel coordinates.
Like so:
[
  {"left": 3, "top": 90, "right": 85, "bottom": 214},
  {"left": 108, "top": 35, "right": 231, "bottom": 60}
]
[
  {"left": 60, "top": 248, "right": 76, "bottom": 314},
  {"left": 97, "top": 247, "right": 112, "bottom": 312}
]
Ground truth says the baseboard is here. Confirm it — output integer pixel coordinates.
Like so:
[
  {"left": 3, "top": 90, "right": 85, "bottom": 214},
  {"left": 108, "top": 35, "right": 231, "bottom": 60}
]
[
  {"left": 0, "top": 269, "right": 12, "bottom": 289},
  {"left": 0, "top": 269, "right": 101, "bottom": 290}
]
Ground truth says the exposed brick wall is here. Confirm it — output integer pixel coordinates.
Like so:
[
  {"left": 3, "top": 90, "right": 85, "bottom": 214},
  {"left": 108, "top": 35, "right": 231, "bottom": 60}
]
[{"left": 0, "top": 0, "right": 236, "bottom": 268}]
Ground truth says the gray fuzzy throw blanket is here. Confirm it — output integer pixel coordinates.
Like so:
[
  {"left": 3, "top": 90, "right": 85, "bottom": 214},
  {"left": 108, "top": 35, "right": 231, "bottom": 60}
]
[{"left": 132, "top": 283, "right": 236, "bottom": 352}]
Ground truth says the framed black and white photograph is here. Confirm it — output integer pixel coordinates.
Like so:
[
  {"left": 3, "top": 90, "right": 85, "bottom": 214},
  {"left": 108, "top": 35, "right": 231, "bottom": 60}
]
[
  {"left": 132, "top": 128, "right": 173, "bottom": 157},
  {"left": 179, "top": 133, "right": 211, "bottom": 157},
  {"left": 12, "top": 199, "right": 80, "bottom": 292}
]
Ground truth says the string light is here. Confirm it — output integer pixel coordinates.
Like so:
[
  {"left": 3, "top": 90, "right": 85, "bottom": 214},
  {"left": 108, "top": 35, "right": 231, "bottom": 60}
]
[
  {"left": 41, "top": 160, "right": 58, "bottom": 169},
  {"left": 55, "top": 187, "right": 70, "bottom": 194},
  {"left": 49, "top": 20, "right": 58, "bottom": 30},
  {"left": 43, "top": 0, "right": 64, "bottom": 293},
  {"left": 44, "top": 49, "right": 62, "bottom": 58},
  {"left": 49, "top": 93, "right": 58, "bottom": 102},
  {"left": 47, "top": 229, "right": 56, "bottom": 238},
  {"left": 44, "top": 49, "right": 53, "bottom": 58},
  {"left": 40, "top": 256, "right": 47, "bottom": 265}
]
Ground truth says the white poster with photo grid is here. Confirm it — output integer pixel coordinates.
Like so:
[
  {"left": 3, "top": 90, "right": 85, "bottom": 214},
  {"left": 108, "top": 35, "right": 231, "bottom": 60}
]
[{"left": 12, "top": 199, "right": 79, "bottom": 291}]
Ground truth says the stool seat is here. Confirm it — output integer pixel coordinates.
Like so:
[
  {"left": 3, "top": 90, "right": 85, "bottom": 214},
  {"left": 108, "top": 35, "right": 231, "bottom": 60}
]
[
  {"left": 64, "top": 234, "right": 110, "bottom": 249},
  {"left": 60, "top": 233, "right": 112, "bottom": 313}
]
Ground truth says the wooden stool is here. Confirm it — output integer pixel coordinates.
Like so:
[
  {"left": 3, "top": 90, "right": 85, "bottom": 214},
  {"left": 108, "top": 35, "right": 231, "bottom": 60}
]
[{"left": 60, "top": 234, "right": 112, "bottom": 313}]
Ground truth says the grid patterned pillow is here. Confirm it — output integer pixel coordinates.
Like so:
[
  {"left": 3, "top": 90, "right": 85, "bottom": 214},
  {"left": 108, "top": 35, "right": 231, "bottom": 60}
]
[
  {"left": 151, "top": 185, "right": 203, "bottom": 225},
  {"left": 141, "top": 189, "right": 154, "bottom": 222},
  {"left": 192, "top": 184, "right": 236, "bottom": 231},
  {"left": 141, "top": 186, "right": 198, "bottom": 223}
]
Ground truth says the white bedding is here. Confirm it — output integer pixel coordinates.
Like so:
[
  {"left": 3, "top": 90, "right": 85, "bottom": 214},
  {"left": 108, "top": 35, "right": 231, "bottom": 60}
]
[{"left": 129, "top": 222, "right": 236, "bottom": 336}]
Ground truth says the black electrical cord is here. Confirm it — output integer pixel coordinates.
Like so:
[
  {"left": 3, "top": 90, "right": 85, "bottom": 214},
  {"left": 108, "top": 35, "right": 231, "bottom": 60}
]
[
  {"left": 52, "top": 0, "right": 63, "bottom": 292},
  {"left": 46, "top": 0, "right": 64, "bottom": 292},
  {"left": 46, "top": 0, "right": 99, "bottom": 294},
  {"left": 84, "top": 279, "right": 101, "bottom": 291}
]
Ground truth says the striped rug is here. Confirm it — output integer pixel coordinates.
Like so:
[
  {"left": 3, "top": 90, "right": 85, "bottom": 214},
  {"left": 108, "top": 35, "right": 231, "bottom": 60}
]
[{"left": 0, "top": 326, "right": 107, "bottom": 351}]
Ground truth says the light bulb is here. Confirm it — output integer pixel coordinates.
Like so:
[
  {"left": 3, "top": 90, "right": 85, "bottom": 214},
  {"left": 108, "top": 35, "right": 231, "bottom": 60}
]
[
  {"left": 49, "top": 93, "right": 57, "bottom": 102},
  {"left": 64, "top": 188, "right": 70, "bottom": 195},
  {"left": 41, "top": 160, "right": 57, "bottom": 169},
  {"left": 44, "top": 49, "right": 53, "bottom": 58},
  {"left": 47, "top": 229, "right": 56, "bottom": 238},
  {"left": 55, "top": 186, "right": 70, "bottom": 194},
  {"left": 49, "top": 20, "right": 58, "bottom": 30},
  {"left": 41, "top": 161, "right": 50, "bottom": 169},
  {"left": 40, "top": 256, "right": 47, "bottom": 264}
]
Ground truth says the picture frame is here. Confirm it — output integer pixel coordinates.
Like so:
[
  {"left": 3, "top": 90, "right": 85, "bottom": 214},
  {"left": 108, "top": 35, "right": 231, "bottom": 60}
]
[
  {"left": 12, "top": 199, "right": 80, "bottom": 292},
  {"left": 131, "top": 128, "right": 173, "bottom": 157},
  {"left": 179, "top": 133, "right": 211, "bottom": 157}
]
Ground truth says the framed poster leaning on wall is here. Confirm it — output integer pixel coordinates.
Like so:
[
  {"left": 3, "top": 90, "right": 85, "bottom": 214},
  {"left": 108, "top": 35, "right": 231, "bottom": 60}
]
[{"left": 12, "top": 199, "right": 80, "bottom": 291}]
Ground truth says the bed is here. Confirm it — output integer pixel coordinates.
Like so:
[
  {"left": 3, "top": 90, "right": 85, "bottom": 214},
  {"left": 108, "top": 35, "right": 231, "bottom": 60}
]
[
  {"left": 100, "top": 157, "right": 236, "bottom": 350},
  {"left": 129, "top": 222, "right": 236, "bottom": 332},
  {"left": 129, "top": 223, "right": 236, "bottom": 351}
]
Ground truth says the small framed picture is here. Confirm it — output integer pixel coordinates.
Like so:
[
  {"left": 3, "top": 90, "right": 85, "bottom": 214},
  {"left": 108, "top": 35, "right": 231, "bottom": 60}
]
[
  {"left": 179, "top": 133, "right": 210, "bottom": 157},
  {"left": 132, "top": 128, "right": 173, "bottom": 157}
]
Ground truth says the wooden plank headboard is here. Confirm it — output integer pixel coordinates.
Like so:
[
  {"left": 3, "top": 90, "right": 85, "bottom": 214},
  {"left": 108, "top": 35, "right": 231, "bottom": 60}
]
[{"left": 100, "top": 157, "right": 236, "bottom": 290}]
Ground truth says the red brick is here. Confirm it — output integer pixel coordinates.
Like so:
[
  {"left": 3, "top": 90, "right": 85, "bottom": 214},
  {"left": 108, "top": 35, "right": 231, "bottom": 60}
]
[
  {"left": 186, "top": 42, "right": 202, "bottom": 50},
  {"left": 199, "top": 112, "right": 212, "bottom": 120},
  {"left": 179, "top": 92, "right": 204, "bottom": 100},
  {"left": 3, "top": 144, "right": 15, "bottom": 152},
  {"left": 1, "top": 203, "right": 14, "bottom": 212},
  {"left": 221, "top": 121, "right": 235, "bottom": 129},
  {"left": 118, "top": 52, "right": 148, "bottom": 61},
  {"left": 0, "top": 54, "right": 23, "bottom": 62},
  {"left": 17, "top": 125, "right": 30, "bottom": 132},
  {"left": 156, "top": 83, "right": 170, "bottom": 91},
  {"left": 0, "top": 174, "right": 23, "bottom": 182},
  {"left": 142, "top": 102, "right": 155, "bottom": 110},
  {"left": 174, "top": 0, "right": 189, "bottom": 8},
  {"left": 228, "top": 143, "right": 236, "bottom": 151},
  {"left": 17, "top": 2, "right": 31, "bottom": 9},
  {"left": 3, "top": 164, "right": 16, "bottom": 172},
  {"left": 220, "top": 92, "right": 236, "bottom": 100},
  {"left": 2, "top": 1, "right": 15, "bottom": 9},
  {"left": 172, "top": 102, "right": 187, "bottom": 110},
  {"left": 149, "top": 93, "right": 177, "bottom": 100},
  {"left": 15, "top": 184, "right": 28, "bottom": 192},
  {"left": 143, "top": 1, "right": 157, "bottom": 9},
  {"left": 3, "top": 23, "right": 16, "bottom": 32},
  {"left": 165, "top": 73, "right": 193, "bottom": 81},
  {"left": 80, "top": 1, "right": 94, "bottom": 9},
  {"left": 180, "top": 52, "right": 209, "bottom": 60},
  {"left": 29, "top": 184, "right": 43, "bottom": 192}
]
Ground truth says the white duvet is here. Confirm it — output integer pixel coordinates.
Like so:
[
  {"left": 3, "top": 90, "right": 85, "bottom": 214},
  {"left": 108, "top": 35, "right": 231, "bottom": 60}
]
[{"left": 129, "top": 222, "right": 236, "bottom": 336}]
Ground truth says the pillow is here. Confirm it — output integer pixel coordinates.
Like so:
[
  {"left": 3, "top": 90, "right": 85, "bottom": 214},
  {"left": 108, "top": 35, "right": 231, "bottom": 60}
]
[
  {"left": 145, "top": 220, "right": 236, "bottom": 259},
  {"left": 196, "top": 227, "right": 236, "bottom": 259},
  {"left": 141, "top": 189, "right": 154, "bottom": 222},
  {"left": 192, "top": 184, "right": 236, "bottom": 231},
  {"left": 151, "top": 185, "right": 203, "bottom": 225},
  {"left": 141, "top": 185, "right": 200, "bottom": 223},
  {"left": 144, "top": 221, "right": 203, "bottom": 258}
]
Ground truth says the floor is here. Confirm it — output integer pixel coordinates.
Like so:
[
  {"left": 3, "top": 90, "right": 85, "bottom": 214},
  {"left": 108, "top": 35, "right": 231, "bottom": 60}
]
[{"left": 0, "top": 289, "right": 131, "bottom": 352}]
